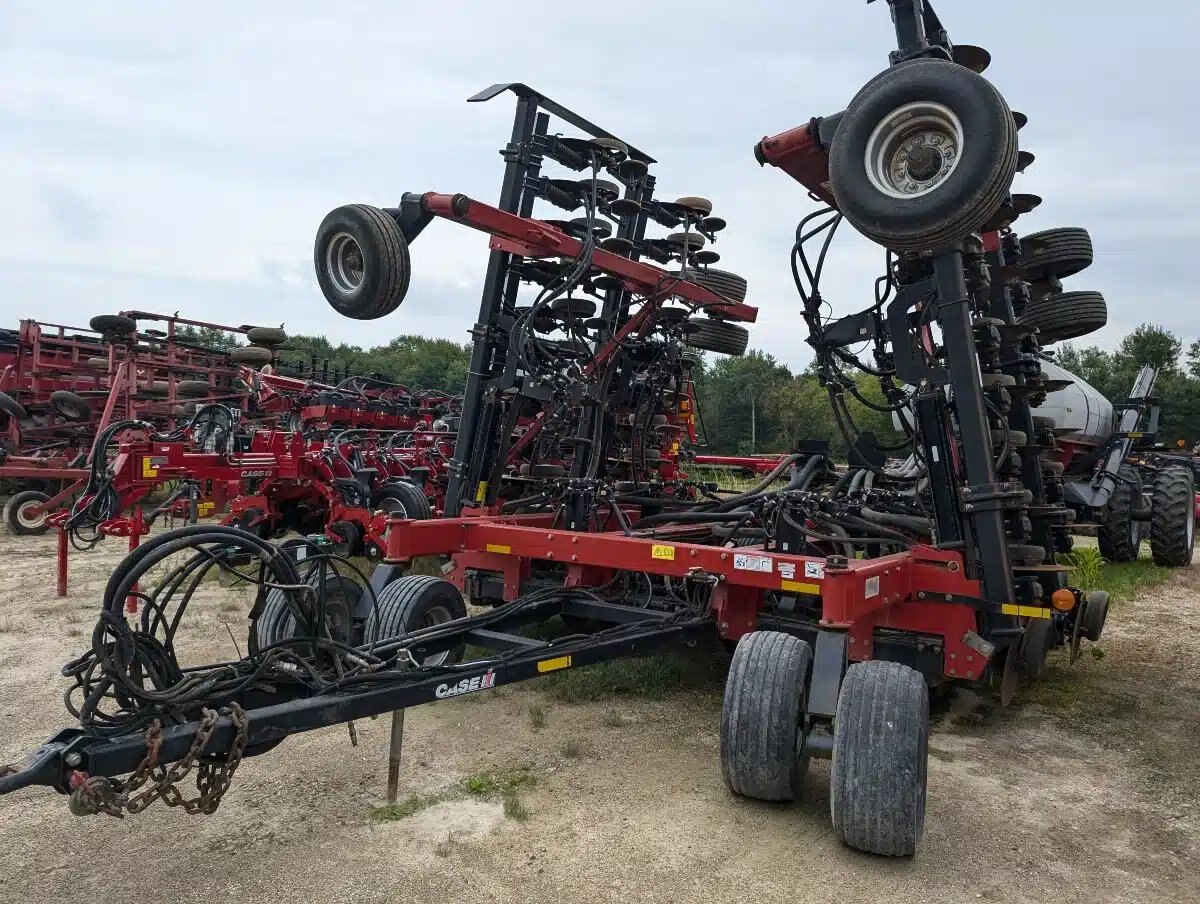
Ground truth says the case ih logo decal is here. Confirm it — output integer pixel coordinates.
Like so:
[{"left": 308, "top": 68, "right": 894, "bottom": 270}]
[{"left": 434, "top": 669, "right": 496, "bottom": 699}]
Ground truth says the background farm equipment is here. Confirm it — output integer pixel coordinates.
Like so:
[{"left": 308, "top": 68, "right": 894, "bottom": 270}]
[{"left": 0, "top": 0, "right": 1172, "bottom": 864}]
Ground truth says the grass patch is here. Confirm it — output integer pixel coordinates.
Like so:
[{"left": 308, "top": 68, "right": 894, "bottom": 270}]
[
  {"left": 559, "top": 738, "right": 590, "bottom": 758},
  {"left": 372, "top": 767, "right": 537, "bottom": 823},
  {"left": 527, "top": 703, "right": 546, "bottom": 730},
  {"left": 371, "top": 793, "right": 443, "bottom": 822},
  {"left": 601, "top": 710, "right": 627, "bottom": 728},
  {"left": 502, "top": 790, "right": 529, "bottom": 822},
  {"left": 1059, "top": 546, "right": 1175, "bottom": 604},
  {"left": 463, "top": 767, "right": 535, "bottom": 796},
  {"left": 408, "top": 556, "right": 448, "bottom": 577},
  {"left": 539, "top": 645, "right": 725, "bottom": 703}
]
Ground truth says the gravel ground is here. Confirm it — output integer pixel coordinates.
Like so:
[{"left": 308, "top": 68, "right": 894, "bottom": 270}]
[{"left": 0, "top": 527, "right": 1197, "bottom": 903}]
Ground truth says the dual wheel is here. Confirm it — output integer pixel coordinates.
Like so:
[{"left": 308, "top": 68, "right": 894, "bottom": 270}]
[
  {"left": 255, "top": 571, "right": 468, "bottom": 667},
  {"left": 1099, "top": 464, "right": 1194, "bottom": 567},
  {"left": 720, "top": 631, "right": 928, "bottom": 856}
]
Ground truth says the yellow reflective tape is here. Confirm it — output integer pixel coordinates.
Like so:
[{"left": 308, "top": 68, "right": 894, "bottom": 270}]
[
  {"left": 1001, "top": 604, "right": 1052, "bottom": 619},
  {"left": 651, "top": 544, "right": 675, "bottom": 561},
  {"left": 474, "top": 481, "right": 488, "bottom": 504},
  {"left": 485, "top": 543, "right": 511, "bottom": 555},
  {"left": 537, "top": 655, "right": 572, "bottom": 673},
  {"left": 781, "top": 580, "right": 821, "bottom": 594}
]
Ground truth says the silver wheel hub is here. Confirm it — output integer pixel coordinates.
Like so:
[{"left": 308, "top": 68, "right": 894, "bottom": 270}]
[
  {"left": 420, "top": 605, "right": 454, "bottom": 666},
  {"left": 326, "top": 232, "right": 365, "bottom": 295},
  {"left": 17, "top": 502, "right": 45, "bottom": 529},
  {"left": 864, "top": 101, "right": 964, "bottom": 200}
]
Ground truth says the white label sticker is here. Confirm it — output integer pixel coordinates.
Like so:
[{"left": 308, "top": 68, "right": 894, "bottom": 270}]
[
  {"left": 734, "top": 554, "right": 773, "bottom": 573},
  {"left": 931, "top": 445, "right": 940, "bottom": 463},
  {"left": 777, "top": 562, "right": 796, "bottom": 580},
  {"left": 804, "top": 561, "right": 825, "bottom": 580},
  {"left": 865, "top": 576, "right": 880, "bottom": 598}
]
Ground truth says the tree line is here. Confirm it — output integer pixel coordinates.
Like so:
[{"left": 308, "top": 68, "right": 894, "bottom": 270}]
[
  {"left": 183, "top": 320, "right": 1200, "bottom": 452},
  {"left": 692, "top": 322, "right": 1200, "bottom": 455}
]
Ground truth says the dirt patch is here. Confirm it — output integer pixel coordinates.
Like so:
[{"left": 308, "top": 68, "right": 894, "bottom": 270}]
[{"left": 0, "top": 528, "right": 1197, "bottom": 903}]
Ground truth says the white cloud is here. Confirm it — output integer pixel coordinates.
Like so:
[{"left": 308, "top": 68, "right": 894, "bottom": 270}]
[{"left": 2, "top": 0, "right": 1198, "bottom": 371}]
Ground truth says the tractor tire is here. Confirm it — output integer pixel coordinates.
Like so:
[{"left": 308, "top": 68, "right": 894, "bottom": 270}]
[
  {"left": 329, "top": 519, "right": 363, "bottom": 557},
  {"left": 1098, "top": 464, "right": 1140, "bottom": 563},
  {"left": 229, "top": 345, "right": 274, "bottom": 366},
  {"left": 374, "top": 480, "right": 432, "bottom": 520},
  {"left": 315, "top": 204, "right": 411, "bottom": 320},
  {"left": 828, "top": 59, "right": 1018, "bottom": 252},
  {"left": 1019, "top": 291, "right": 1107, "bottom": 344},
  {"left": 231, "top": 507, "right": 272, "bottom": 539},
  {"left": 4, "top": 490, "right": 51, "bottom": 536},
  {"left": 685, "top": 318, "right": 749, "bottom": 356},
  {"left": 254, "top": 571, "right": 361, "bottom": 650},
  {"left": 1080, "top": 590, "right": 1109, "bottom": 642},
  {"left": 143, "top": 380, "right": 170, "bottom": 397},
  {"left": 720, "top": 631, "right": 811, "bottom": 801},
  {"left": 84, "top": 356, "right": 109, "bottom": 371},
  {"left": 50, "top": 390, "right": 91, "bottom": 421},
  {"left": 1018, "top": 227, "right": 1093, "bottom": 280},
  {"left": 1150, "top": 465, "right": 1195, "bottom": 566},
  {"left": 178, "top": 380, "right": 210, "bottom": 398},
  {"left": 830, "top": 660, "right": 929, "bottom": 857},
  {"left": 89, "top": 314, "right": 136, "bottom": 335},
  {"left": 0, "top": 391, "right": 27, "bottom": 420},
  {"left": 690, "top": 268, "right": 748, "bottom": 304},
  {"left": 245, "top": 326, "right": 288, "bottom": 346},
  {"left": 364, "top": 575, "right": 468, "bottom": 665}
]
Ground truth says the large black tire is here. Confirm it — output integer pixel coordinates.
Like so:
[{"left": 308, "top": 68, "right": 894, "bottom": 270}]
[
  {"left": 1018, "top": 227, "right": 1093, "bottom": 280},
  {"left": 685, "top": 318, "right": 749, "bottom": 356},
  {"left": 245, "top": 326, "right": 288, "bottom": 346},
  {"left": 178, "top": 380, "right": 210, "bottom": 398},
  {"left": 254, "top": 571, "right": 361, "bottom": 650},
  {"left": 365, "top": 575, "right": 468, "bottom": 665},
  {"left": 1150, "top": 466, "right": 1195, "bottom": 566},
  {"left": 315, "top": 204, "right": 411, "bottom": 320},
  {"left": 89, "top": 314, "right": 136, "bottom": 335},
  {"left": 828, "top": 60, "right": 1018, "bottom": 252},
  {"left": 4, "top": 490, "right": 51, "bottom": 536},
  {"left": 229, "top": 345, "right": 274, "bottom": 366},
  {"left": 0, "top": 391, "right": 27, "bottom": 420},
  {"left": 1019, "top": 291, "right": 1107, "bottom": 344},
  {"left": 1098, "top": 464, "right": 1140, "bottom": 563},
  {"left": 720, "top": 631, "right": 811, "bottom": 801},
  {"left": 50, "top": 390, "right": 91, "bottom": 421},
  {"left": 374, "top": 480, "right": 432, "bottom": 520},
  {"left": 830, "top": 660, "right": 929, "bottom": 857},
  {"left": 690, "top": 268, "right": 748, "bottom": 304}
]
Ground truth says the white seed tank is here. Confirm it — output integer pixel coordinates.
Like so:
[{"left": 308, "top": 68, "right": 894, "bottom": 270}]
[{"left": 1034, "top": 358, "right": 1115, "bottom": 447}]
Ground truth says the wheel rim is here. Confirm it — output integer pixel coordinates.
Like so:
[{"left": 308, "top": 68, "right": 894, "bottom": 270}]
[
  {"left": 17, "top": 501, "right": 45, "bottom": 530},
  {"left": 1188, "top": 506, "right": 1195, "bottom": 549},
  {"left": 864, "top": 101, "right": 965, "bottom": 200},
  {"left": 326, "top": 232, "right": 365, "bottom": 296},
  {"left": 420, "top": 604, "right": 454, "bottom": 666}
]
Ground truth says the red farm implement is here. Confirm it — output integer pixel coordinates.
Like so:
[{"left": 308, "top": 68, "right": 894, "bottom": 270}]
[{"left": 0, "top": 0, "right": 1147, "bottom": 862}]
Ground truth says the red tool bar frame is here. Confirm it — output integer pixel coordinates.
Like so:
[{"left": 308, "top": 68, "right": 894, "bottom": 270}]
[
  {"left": 383, "top": 516, "right": 987, "bottom": 678},
  {"left": 421, "top": 193, "right": 758, "bottom": 323}
]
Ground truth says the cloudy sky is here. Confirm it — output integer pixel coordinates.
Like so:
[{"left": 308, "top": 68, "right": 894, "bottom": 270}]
[{"left": 3, "top": 1, "right": 1196, "bottom": 371}]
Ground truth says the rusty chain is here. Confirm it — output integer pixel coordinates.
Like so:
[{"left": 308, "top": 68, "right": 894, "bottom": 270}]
[{"left": 68, "top": 702, "right": 249, "bottom": 818}]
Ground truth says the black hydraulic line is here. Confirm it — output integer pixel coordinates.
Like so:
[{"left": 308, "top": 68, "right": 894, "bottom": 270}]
[{"left": 630, "top": 508, "right": 753, "bottom": 529}]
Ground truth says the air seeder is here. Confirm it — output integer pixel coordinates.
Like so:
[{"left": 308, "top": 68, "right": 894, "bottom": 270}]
[{"left": 3, "top": 0, "right": 1178, "bottom": 859}]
